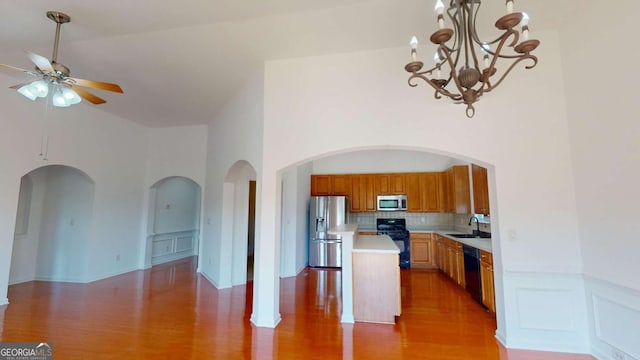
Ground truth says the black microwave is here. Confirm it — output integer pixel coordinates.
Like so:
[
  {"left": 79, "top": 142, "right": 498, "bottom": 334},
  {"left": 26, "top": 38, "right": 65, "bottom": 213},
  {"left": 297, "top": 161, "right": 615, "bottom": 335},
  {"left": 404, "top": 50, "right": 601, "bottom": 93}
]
[{"left": 377, "top": 195, "right": 408, "bottom": 211}]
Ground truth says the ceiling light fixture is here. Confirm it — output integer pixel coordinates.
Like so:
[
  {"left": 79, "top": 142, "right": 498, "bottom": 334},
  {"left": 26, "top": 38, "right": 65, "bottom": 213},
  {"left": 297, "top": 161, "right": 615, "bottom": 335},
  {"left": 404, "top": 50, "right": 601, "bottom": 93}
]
[{"left": 405, "top": 0, "right": 540, "bottom": 117}]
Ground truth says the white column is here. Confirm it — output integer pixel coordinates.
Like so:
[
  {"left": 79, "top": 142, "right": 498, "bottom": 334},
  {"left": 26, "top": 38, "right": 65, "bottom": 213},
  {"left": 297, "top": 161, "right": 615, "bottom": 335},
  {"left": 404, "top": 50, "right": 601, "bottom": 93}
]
[{"left": 329, "top": 223, "right": 358, "bottom": 323}]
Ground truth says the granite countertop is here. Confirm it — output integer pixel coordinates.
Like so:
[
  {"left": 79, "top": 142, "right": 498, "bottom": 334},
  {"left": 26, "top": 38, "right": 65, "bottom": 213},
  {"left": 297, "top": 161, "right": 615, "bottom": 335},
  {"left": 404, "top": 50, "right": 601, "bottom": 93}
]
[{"left": 353, "top": 235, "right": 400, "bottom": 254}]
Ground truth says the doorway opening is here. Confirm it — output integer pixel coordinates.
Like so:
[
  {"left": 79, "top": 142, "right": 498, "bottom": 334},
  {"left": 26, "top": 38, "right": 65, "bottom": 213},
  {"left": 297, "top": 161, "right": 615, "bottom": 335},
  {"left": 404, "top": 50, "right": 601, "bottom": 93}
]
[
  {"left": 247, "top": 180, "right": 256, "bottom": 282},
  {"left": 9, "top": 165, "right": 95, "bottom": 284}
]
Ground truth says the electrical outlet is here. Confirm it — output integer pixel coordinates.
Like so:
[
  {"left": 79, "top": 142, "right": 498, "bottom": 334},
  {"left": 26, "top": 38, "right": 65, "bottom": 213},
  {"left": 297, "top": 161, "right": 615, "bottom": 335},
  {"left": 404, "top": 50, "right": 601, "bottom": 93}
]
[
  {"left": 612, "top": 348, "right": 627, "bottom": 360},
  {"left": 116, "top": 254, "right": 120, "bottom": 262}
]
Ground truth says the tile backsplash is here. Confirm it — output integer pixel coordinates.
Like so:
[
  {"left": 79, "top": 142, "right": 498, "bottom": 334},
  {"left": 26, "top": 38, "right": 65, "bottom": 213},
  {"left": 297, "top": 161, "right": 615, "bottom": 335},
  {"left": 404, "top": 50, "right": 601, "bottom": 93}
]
[{"left": 350, "top": 211, "right": 491, "bottom": 233}]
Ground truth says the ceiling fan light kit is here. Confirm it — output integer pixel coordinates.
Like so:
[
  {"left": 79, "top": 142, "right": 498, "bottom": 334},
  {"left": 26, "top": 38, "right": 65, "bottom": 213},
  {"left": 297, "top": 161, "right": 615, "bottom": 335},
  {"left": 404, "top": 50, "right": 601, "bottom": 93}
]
[
  {"left": 405, "top": 0, "right": 539, "bottom": 118},
  {"left": 0, "top": 10, "right": 123, "bottom": 108}
]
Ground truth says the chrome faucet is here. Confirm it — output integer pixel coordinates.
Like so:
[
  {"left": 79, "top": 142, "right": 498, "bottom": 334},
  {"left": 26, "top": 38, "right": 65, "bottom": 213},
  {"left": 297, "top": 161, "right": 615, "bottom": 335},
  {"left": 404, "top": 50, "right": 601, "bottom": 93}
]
[{"left": 468, "top": 216, "right": 480, "bottom": 236}]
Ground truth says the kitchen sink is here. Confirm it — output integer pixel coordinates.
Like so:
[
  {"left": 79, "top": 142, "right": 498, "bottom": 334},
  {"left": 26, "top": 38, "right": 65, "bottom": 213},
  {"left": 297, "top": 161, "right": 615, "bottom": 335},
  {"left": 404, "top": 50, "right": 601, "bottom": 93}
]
[{"left": 446, "top": 233, "right": 491, "bottom": 239}]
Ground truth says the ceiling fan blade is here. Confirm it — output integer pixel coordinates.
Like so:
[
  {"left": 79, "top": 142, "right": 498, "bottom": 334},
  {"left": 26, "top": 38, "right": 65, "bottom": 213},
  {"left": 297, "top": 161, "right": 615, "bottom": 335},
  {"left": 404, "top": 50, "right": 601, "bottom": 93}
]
[
  {"left": 24, "top": 50, "right": 54, "bottom": 73},
  {"left": 9, "top": 81, "right": 36, "bottom": 90},
  {"left": 68, "top": 77, "right": 123, "bottom": 93},
  {"left": 0, "top": 64, "right": 32, "bottom": 73},
  {"left": 71, "top": 85, "right": 106, "bottom": 105}
]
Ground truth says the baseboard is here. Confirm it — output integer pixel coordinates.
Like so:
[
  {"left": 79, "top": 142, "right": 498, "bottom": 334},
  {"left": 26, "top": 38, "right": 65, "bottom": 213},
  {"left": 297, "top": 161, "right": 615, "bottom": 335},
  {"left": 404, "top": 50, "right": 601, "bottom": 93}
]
[
  {"left": 250, "top": 313, "right": 282, "bottom": 328},
  {"left": 9, "top": 276, "right": 35, "bottom": 285},
  {"left": 34, "top": 275, "right": 86, "bottom": 283},
  {"left": 584, "top": 275, "right": 640, "bottom": 360},
  {"left": 85, "top": 266, "right": 141, "bottom": 283},
  {"left": 500, "top": 271, "right": 590, "bottom": 354},
  {"left": 151, "top": 251, "right": 196, "bottom": 266},
  {"left": 198, "top": 270, "right": 228, "bottom": 290},
  {"left": 0, "top": 297, "right": 8, "bottom": 306}
]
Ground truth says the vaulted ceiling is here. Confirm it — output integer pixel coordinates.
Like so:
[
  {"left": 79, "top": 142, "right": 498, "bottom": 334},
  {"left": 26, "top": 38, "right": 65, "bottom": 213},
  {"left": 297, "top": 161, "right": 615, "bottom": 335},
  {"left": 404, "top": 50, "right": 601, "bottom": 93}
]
[{"left": 0, "top": 0, "right": 569, "bottom": 127}]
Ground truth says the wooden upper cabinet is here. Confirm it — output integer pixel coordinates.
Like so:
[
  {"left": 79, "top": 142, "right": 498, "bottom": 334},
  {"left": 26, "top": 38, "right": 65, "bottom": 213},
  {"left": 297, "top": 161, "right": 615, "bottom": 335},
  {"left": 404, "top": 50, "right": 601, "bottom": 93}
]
[
  {"left": 376, "top": 174, "right": 405, "bottom": 195},
  {"left": 349, "top": 174, "right": 376, "bottom": 213},
  {"left": 331, "top": 175, "right": 351, "bottom": 196},
  {"left": 420, "top": 173, "right": 441, "bottom": 212},
  {"left": 389, "top": 174, "right": 405, "bottom": 194},
  {"left": 363, "top": 174, "right": 377, "bottom": 212},
  {"left": 444, "top": 165, "right": 471, "bottom": 214},
  {"left": 406, "top": 172, "right": 441, "bottom": 213},
  {"left": 311, "top": 175, "right": 332, "bottom": 196},
  {"left": 350, "top": 175, "right": 363, "bottom": 212},
  {"left": 405, "top": 173, "right": 422, "bottom": 212},
  {"left": 472, "top": 164, "right": 490, "bottom": 215}
]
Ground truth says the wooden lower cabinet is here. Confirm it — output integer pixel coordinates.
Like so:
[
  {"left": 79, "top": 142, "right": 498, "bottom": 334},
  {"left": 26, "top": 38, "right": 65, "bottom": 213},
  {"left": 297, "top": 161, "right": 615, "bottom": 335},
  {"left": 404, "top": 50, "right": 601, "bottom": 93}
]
[
  {"left": 480, "top": 250, "right": 496, "bottom": 313},
  {"left": 409, "top": 233, "right": 436, "bottom": 269},
  {"left": 434, "top": 235, "right": 465, "bottom": 287}
]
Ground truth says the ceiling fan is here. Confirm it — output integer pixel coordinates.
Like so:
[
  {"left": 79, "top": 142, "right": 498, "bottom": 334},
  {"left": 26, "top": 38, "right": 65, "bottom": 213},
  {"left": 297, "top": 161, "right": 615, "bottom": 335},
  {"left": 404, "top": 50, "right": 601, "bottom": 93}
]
[{"left": 0, "top": 11, "right": 123, "bottom": 107}]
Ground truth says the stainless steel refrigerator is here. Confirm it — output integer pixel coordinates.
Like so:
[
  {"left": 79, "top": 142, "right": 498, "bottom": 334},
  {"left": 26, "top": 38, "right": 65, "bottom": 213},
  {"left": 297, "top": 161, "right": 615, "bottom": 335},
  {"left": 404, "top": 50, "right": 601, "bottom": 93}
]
[{"left": 309, "top": 196, "right": 347, "bottom": 268}]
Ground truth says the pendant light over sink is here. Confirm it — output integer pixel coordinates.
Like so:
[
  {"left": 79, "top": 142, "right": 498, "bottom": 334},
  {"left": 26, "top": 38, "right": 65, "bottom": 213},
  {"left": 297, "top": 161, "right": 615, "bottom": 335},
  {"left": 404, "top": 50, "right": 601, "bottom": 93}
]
[{"left": 404, "top": 0, "right": 539, "bottom": 118}]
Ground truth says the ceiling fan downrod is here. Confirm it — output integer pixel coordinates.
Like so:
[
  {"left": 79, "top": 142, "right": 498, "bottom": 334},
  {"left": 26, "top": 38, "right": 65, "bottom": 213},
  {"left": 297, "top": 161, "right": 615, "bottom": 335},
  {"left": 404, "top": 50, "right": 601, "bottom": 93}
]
[{"left": 46, "top": 11, "right": 70, "bottom": 65}]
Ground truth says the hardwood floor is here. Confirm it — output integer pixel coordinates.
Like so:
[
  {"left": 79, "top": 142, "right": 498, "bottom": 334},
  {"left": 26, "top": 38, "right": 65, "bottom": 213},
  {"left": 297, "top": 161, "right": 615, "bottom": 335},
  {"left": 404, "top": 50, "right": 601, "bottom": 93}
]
[{"left": 0, "top": 257, "right": 594, "bottom": 359}]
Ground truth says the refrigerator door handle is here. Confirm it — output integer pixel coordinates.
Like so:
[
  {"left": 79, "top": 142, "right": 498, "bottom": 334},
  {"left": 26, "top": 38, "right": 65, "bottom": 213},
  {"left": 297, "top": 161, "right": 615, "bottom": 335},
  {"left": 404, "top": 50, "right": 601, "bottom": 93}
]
[{"left": 312, "top": 239, "right": 342, "bottom": 244}]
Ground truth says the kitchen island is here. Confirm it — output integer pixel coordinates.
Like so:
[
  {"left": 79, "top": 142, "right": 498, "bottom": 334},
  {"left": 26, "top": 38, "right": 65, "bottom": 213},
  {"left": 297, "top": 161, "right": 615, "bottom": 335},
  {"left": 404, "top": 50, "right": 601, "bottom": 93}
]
[{"left": 352, "top": 235, "right": 401, "bottom": 324}]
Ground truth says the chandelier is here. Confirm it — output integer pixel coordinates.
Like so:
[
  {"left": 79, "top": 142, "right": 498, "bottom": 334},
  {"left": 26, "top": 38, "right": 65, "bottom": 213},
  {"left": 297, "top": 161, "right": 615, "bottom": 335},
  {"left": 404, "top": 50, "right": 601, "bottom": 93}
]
[{"left": 404, "top": 0, "right": 539, "bottom": 117}]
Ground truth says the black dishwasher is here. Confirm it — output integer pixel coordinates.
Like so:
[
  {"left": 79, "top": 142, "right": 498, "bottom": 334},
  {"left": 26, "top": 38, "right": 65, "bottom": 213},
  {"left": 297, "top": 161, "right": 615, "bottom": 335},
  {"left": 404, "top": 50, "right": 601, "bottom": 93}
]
[{"left": 463, "top": 245, "right": 482, "bottom": 305}]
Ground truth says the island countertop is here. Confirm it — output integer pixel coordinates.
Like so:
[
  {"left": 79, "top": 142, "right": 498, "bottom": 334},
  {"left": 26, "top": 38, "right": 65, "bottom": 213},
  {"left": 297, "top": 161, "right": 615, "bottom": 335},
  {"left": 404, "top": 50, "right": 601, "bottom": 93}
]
[{"left": 353, "top": 235, "right": 400, "bottom": 254}]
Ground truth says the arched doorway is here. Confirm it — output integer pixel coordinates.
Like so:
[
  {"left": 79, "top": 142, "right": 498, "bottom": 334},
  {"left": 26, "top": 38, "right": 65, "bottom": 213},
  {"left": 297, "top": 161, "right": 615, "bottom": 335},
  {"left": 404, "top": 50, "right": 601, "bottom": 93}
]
[
  {"left": 145, "top": 176, "right": 202, "bottom": 266},
  {"left": 9, "top": 165, "right": 95, "bottom": 284},
  {"left": 260, "top": 147, "right": 500, "bottom": 330},
  {"left": 222, "top": 160, "right": 257, "bottom": 287}
]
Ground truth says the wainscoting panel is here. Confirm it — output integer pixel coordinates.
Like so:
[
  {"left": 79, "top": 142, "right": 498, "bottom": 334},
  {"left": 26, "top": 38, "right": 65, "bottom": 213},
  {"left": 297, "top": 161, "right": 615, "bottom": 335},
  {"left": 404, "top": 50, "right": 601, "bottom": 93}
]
[
  {"left": 586, "top": 276, "right": 640, "bottom": 360},
  {"left": 500, "top": 271, "right": 590, "bottom": 354},
  {"left": 151, "top": 230, "right": 198, "bottom": 266}
]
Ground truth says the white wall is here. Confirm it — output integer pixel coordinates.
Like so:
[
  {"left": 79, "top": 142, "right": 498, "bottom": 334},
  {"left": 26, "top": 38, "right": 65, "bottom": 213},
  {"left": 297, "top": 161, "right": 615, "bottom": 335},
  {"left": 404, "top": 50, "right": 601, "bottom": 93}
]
[
  {"left": 153, "top": 177, "right": 200, "bottom": 234},
  {"left": 560, "top": 1, "right": 640, "bottom": 358},
  {"left": 312, "top": 149, "right": 454, "bottom": 174},
  {"left": 0, "top": 75, "right": 148, "bottom": 304},
  {"left": 9, "top": 173, "right": 45, "bottom": 284},
  {"left": 295, "top": 163, "right": 312, "bottom": 273},
  {"left": 140, "top": 126, "right": 208, "bottom": 268},
  {"left": 259, "top": 31, "right": 587, "bottom": 351},
  {"left": 199, "top": 72, "right": 264, "bottom": 297},
  {"left": 35, "top": 166, "right": 95, "bottom": 282}
]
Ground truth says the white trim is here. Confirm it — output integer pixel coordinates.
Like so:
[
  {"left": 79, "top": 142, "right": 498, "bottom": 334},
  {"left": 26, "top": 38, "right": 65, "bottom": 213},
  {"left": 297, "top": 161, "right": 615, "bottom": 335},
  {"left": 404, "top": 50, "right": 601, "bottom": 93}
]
[
  {"left": 0, "top": 297, "right": 8, "bottom": 306},
  {"left": 250, "top": 313, "right": 282, "bottom": 328},
  {"left": 584, "top": 275, "right": 640, "bottom": 360},
  {"left": 198, "top": 270, "right": 223, "bottom": 290},
  {"left": 84, "top": 266, "right": 140, "bottom": 283},
  {"left": 500, "top": 271, "right": 590, "bottom": 354}
]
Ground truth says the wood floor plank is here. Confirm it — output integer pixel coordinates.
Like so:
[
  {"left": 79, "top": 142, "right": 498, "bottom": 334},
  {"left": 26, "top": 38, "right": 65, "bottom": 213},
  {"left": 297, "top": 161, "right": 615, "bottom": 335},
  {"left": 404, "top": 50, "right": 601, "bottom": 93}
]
[{"left": 0, "top": 257, "right": 594, "bottom": 359}]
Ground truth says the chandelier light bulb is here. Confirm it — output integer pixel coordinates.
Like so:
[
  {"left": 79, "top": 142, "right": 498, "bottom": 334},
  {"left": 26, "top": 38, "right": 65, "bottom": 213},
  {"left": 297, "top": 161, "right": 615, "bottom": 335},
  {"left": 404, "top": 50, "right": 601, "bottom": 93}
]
[
  {"left": 521, "top": 12, "right": 529, "bottom": 26},
  {"left": 410, "top": 36, "right": 419, "bottom": 50},
  {"left": 434, "top": 0, "right": 445, "bottom": 15},
  {"left": 410, "top": 36, "right": 419, "bottom": 62},
  {"left": 506, "top": 0, "right": 514, "bottom": 14}
]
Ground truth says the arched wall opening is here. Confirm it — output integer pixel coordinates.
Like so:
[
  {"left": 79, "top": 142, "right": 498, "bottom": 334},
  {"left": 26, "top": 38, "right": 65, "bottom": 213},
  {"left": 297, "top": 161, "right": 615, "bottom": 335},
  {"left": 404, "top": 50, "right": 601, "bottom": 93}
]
[
  {"left": 146, "top": 176, "right": 202, "bottom": 266},
  {"left": 9, "top": 165, "right": 96, "bottom": 284},
  {"left": 265, "top": 146, "right": 503, "bottom": 332},
  {"left": 221, "top": 160, "right": 258, "bottom": 287}
]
